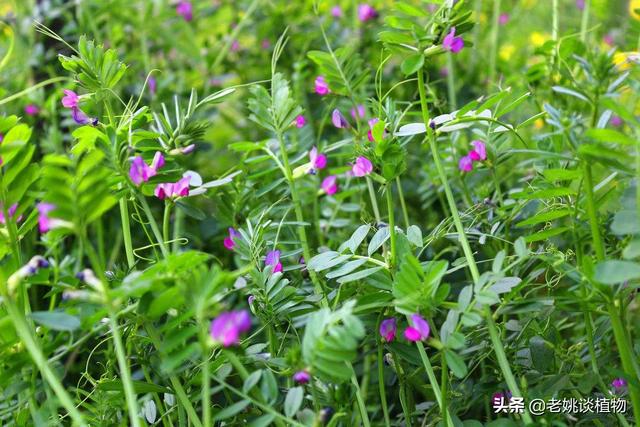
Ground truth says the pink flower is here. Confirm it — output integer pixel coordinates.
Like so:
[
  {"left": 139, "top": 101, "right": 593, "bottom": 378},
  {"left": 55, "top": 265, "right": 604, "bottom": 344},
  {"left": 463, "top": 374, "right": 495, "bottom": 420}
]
[
  {"left": 350, "top": 105, "right": 366, "bottom": 120},
  {"left": 295, "top": 115, "right": 306, "bottom": 128},
  {"left": 24, "top": 104, "right": 39, "bottom": 116},
  {"left": 37, "top": 203, "right": 56, "bottom": 233},
  {"left": 367, "top": 118, "right": 385, "bottom": 142},
  {"left": 357, "top": 4, "right": 377, "bottom": 22},
  {"left": 224, "top": 227, "right": 240, "bottom": 250},
  {"left": 148, "top": 77, "right": 157, "bottom": 95},
  {"left": 498, "top": 13, "right": 509, "bottom": 25},
  {"left": 332, "top": 109, "right": 349, "bottom": 129},
  {"left": 309, "top": 147, "right": 327, "bottom": 173},
  {"left": 0, "top": 203, "right": 19, "bottom": 225},
  {"left": 331, "top": 6, "right": 343, "bottom": 18},
  {"left": 315, "top": 76, "right": 330, "bottom": 96},
  {"left": 610, "top": 115, "right": 623, "bottom": 127},
  {"left": 575, "top": 0, "right": 585, "bottom": 10},
  {"left": 612, "top": 378, "right": 627, "bottom": 390},
  {"left": 379, "top": 318, "right": 397, "bottom": 342},
  {"left": 321, "top": 175, "right": 338, "bottom": 195},
  {"left": 210, "top": 310, "right": 251, "bottom": 347},
  {"left": 469, "top": 140, "right": 487, "bottom": 161},
  {"left": 293, "top": 370, "right": 311, "bottom": 384},
  {"left": 352, "top": 156, "right": 373, "bottom": 177},
  {"left": 443, "top": 27, "right": 464, "bottom": 53},
  {"left": 61, "top": 90, "right": 79, "bottom": 109},
  {"left": 603, "top": 34, "right": 614, "bottom": 46},
  {"left": 176, "top": 1, "right": 193, "bottom": 21},
  {"left": 404, "top": 314, "right": 430, "bottom": 342},
  {"left": 154, "top": 176, "right": 191, "bottom": 200},
  {"left": 261, "top": 39, "right": 271, "bottom": 50},
  {"left": 458, "top": 155, "right": 473, "bottom": 172},
  {"left": 129, "top": 152, "right": 165, "bottom": 185},
  {"left": 231, "top": 40, "right": 240, "bottom": 52},
  {"left": 265, "top": 250, "right": 283, "bottom": 273}
]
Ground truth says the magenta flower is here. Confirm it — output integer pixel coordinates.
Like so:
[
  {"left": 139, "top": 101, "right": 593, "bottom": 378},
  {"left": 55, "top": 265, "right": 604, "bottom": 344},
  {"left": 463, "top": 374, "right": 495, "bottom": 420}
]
[
  {"left": 181, "top": 144, "right": 196, "bottom": 154},
  {"left": 129, "top": 152, "right": 165, "bottom": 185},
  {"left": 498, "top": 13, "right": 509, "bottom": 25},
  {"left": 261, "top": 39, "right": 271, "bottom": 50},
  {"left": 443, "top": 27, "right": 464, "bottom": 53},
  {"left": 293, "top": 370, "right": 311, "bottom": 384},
  {"left": 295, "top": 115, "right": 306, "bottom": 128},
  {"left": 458, "top": 155, "right": 473, "bottom": 172},
  {"left": 210, "top": 310, "right": 251, "bottom": 347},
  {"left": 352, "top": 156, "right": 373, "bottom": 177},
  {"left": 0, "top": 203, "right": 19, "bottom": 225},
  {"left": 61, "top": 90, "right": 79, "bottom": 109},
  {"left": 71, "top": 108, "right": 98, "bottom": 126},
  {"left": 315, "top": 76, "right": 330, "bottom": 96},
  {"left": 612, "top": 378, "right": 627, "bottom": 390},
  {"left": 603, "top": 34, "right": 614, "bottom": 46},
  {"left": 610, "top": 115, "right": 623, "bottom": 127},
  {"left": 350, "top": 105, "right": 366, "bottom": 120},
  {"left": 469, "top": 140, "right": 487, "bottom": 161},
  {"left": 367, "top": 118, "right": 386, "bottom": 142},
  {"left": 309, "top": 147, "right": 327, "bottom": 173},
  {"left": 176, "top": 1, "right": 193, "bottom": 21},
  {"left": 321, "top": 175, "right": 338, "bottom": 195},
  {"left": 265, "top": 250, "right": 283, "bottom": 273},
  {"left": 332, "top": 109, "right": 349, "bottom": 129},
  {"left": 148, "top": 77, "right": 157, "bottom": 95},
  {"left": 37, "top": 203, "right": 56, "bottom": 233},
  {"left": 231, "top": 40, "right": 240, "bottom": 52},
  {"left": 575, "top": 0, "right": 585, "bottom": 10},
  {"left": 331, "top": 6, "right": 343, "bottom": 18},
  {"left": 379, "top": 318, "right": 397, "bottom": 343},
  {"left": 404, "top": 314, "right": 430, "bottom": 342},
  {"left": 224, "top": 227, "right": 240, "bottom": 250},
  {"left": 154, "top": 176, "right": 191, "bottom": 200},
  {"left": 24, "top": 104, "right": 39, "bottom": 116},
  {"left": 357, "top": 4, "right": 378, "bottom": 22}
]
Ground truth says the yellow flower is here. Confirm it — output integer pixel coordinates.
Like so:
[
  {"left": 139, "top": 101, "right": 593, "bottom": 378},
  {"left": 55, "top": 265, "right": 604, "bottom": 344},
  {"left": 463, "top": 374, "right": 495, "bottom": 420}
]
[
  {"left": 499, "top": 43, "right": 516, "bottom": 61},
  {"left": 479, "top": 12, "right": 487, "bottom": 25},
  {"left": 534, "top": 119, "right": 544, "bottom": 129},
  {"left": 630, "top": 0, "right": 640, "bottom": 20},
  {"left": 0, "top": 3, "right": 12, "bottom": 16},
  {"left": 613, "top": 51, "right": 640, "bottom": 71},
  {"left": 530, "top": 32, "right": 549, "bottom": 48}
]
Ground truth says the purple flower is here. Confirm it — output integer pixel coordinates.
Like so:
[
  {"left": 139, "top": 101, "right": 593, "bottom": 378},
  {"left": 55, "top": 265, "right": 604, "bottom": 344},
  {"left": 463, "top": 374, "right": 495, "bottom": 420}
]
[
  {"left": 148, "top": 77, "right": 157, "bottom": 95},
  {"left": 261, "top": 39, "right": 271, "bottom": 50},
  {"left": 603, "top": 34, "right": 614, "bottom": 46},
  {"left": 469, "top": 140, "right": 487, "bottom": 161},
  {"left": 0, "top": 203, "right": 19, "bottom": 225},
  {"left": 265, "top": 250, "right": 283, "bottom": 273},
  {"left": 332, "top": 109, "right": 349, "bottom": 129},
  {"left": 357, "top": 4, "right": 377, "bottom": 22},
  {"left": 210, "top": 310, "right": 251, "bottom": 347},
  {"left": 443, "top": 27, "right": 464, "bottom": 53},
  {"left": 309, "top": 147, "right": 327, "bottom": 173},
  {"left": 350, "top": 105, "right": 366, "bottom": 120},
  {"left": 610, "top": 115, "right": 623, "bottom": 127},
  {"left": 315, "top": 76, "right": 330, "bottom": 96},
  {"left": 404, "top": 314, "right": 430, "bottom": 342},
  {"left": 352, "top": 156, "right": 373, "bottom": 177},
  {"left": 293, "top": 370, "right": 311, "bottom": 384},
  {"left": 458, "top": 155, "right": 473, "bottom": 172},
  {"left": 176, "top": 1, "right": 193, "bottom": 21},
  {"left": 154, "top": 176, "right": 191, "bottom": 200},
  {"left": 24, "top": 104, "right": 39, "bottom": 116},
  {"left": 231, "top": 40, "right": 240, "bottom": 52},
  {"left": 295, "top": 115, "right": 306, "bottom": 128},
  {"left": 331, "top": 6, "right": 343, "bottom": 18},
  {"left": 321, "top": 175, "right": 338, "bottom": 195},
  {"left": 612, "top": 378, "right": 627, "bottom": 390},
  {"left": 71, "top": 107, "right": 98, "bottom": 126},
  {"left": 181, "top": 144, "right": 196, "bottom": 154},
  {"left": 224, "top": 227, "right": 240, "bottom": 250},
  {"left": 129, "top": 152, "right": 165, "bottom": 185},
  {"left": 498, "top": 13, "right": 509, "bottom": 25},
  {"left": 61, "top": 90, "right": 79, "bottom": 109},
  {"left": 575, "top": 0, "right": 585, "bottom": 10},
  {"left": 37, "top": 203, "right": 56, "bottom": 233},
  {"left": 379, "top": 318, "right": 397, "bottom": 343}
]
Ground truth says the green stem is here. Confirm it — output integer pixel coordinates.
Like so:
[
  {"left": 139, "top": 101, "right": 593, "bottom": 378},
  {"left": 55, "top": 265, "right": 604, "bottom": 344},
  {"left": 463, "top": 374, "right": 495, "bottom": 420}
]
[
  {"left": 582, "top": 162, "right": 605, "bottom": 261},
  {"left": 487, "top": 0, "right": 501, "bottom": 89},
  {"left": 4, "top": 299, "right": 87, "bottom": 426},
  {"left": 440, "top": 352, "right": 450, "bottom": 427},
  {"left": 416, "top": 69, "right": 533, "bottom": 424},
  {"left": 350, "top": 367, "right": 371, "bottom": 427},
  {"left": 119, "top": 197, "right": 135, "bottom": 269},
  {"left": 445, "top": 53, "right": 457, "bottom": 109},
  {"left": 395, "top": 177, "right": 410, "bottom": 229},
  {"left": 391, "top": 353, "right": 412, "bottom": 426},
  {"left": 136, "top": 194, "right": 169, "bottom": 258},
  {"left": 385, "top": 186, "right": 397, "bottom": 269},
  {"left": 163, "top": 202, "right": 171, "bottom": 249},
  {"left": 579, "top": 0, "right": 590, "bottom": 42},
  {"left": 416, "top": 342, "right": 442, "bottom": 407},
  {"left": 366, "top": 177, "right": 381, "bottom": 224},
  {"left": 376, "top": 343, "right": 391, "bottom": 427}
]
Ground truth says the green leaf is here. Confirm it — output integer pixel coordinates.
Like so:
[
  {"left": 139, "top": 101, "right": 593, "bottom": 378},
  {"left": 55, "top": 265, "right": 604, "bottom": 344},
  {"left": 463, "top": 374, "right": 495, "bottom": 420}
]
[
  {"left": 585, "top": 128, "right": 635, "bottom": 146},
  {"left": 594, "top": 260, "right": 640, "bottom": 285},
  {"left": 339, "top": 225, "right": 370, "bottom": 253},
  {"left": 401, "top": 54, "right": 424, "bottom": 76},
  {"left": 337, "top": 267, "right": 383, "bottom": 284},
  {"left": 368, "top": 227, "right": 390, "bottom": 256},
  {"left": 29, "top": 311, "right": 80, "bottom": 331},
  {"left": 284, "top": 386, "right": 304, "bottom": 418},
  {"left": 213, "top": 399, "right": 250, "bottom": 421},
  {"left": 516, "top": 209, "right": 571, "bottom": 227},
  {"left": 242, "top": 370, "right": 262, "bottom": 393},
  {"left": 444, "top": 349, "right": 468, "bottom": 378},
  {"left": 97, "top": 380, "right": 170, "bottom": 394}
]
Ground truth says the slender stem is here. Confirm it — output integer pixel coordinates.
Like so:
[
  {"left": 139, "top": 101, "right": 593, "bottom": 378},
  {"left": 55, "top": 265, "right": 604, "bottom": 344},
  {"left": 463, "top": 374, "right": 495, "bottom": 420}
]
[
  {"left": 275, "top": 130, "right": 327, "bottom": 306},
  {"left": 416, "top": 69, "right": 533, "bottom": 424},
  {"left": 445, "top": 53, "right": 457, "bottom": 109},
  {"left": 350, "top": 367, "right": 371, "bottom": 427},
  {"left": 4, "top": 299, "right": 87, "bottom": 426},
  {"left": 391, "top": 353, "right": 413, "bottom": 426},
  {"left": 200, "top": 341, "right": 211, "bottom": 426},
  {"left": 385, "top": 186, "right": 397, "bottom": 269},
  {"left": 376, "top": 343, "right": 391, "bottom": 427},
  {"left": 416, "top": 342, "right": 442, "bottom": 407},
  {"left": 582, "top": 162, "right": 605, "bottom": 260},
  {"left": 366, "top": 178, "right": 381, "bottom": 223},
  {"left": 163, "top": 202, "right": 171, "bottom": 248},
  {"left": 137, "top": 194, "right": 169, "bottom": 257},
  {"left": 487, "top": 0, "right": 501, "bottom": 89},
  {"left": 119, "top": 197, "right": 135, "bottom": 269},
  {"left": 579, "top": 0, "right": 590, "bottom": 42},
  {"left": 440, "top": 352, "right": 450, "bottom": 427},
  {"left": 395, "top": 177, "right": 410, "bottom": 229}
]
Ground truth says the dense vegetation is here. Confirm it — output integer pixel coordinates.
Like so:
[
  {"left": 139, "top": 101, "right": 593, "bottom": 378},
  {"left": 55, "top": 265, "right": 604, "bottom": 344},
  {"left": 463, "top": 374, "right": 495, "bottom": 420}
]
[{"left": 1, "top": 0, "right": 639, "bottom": 425}]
